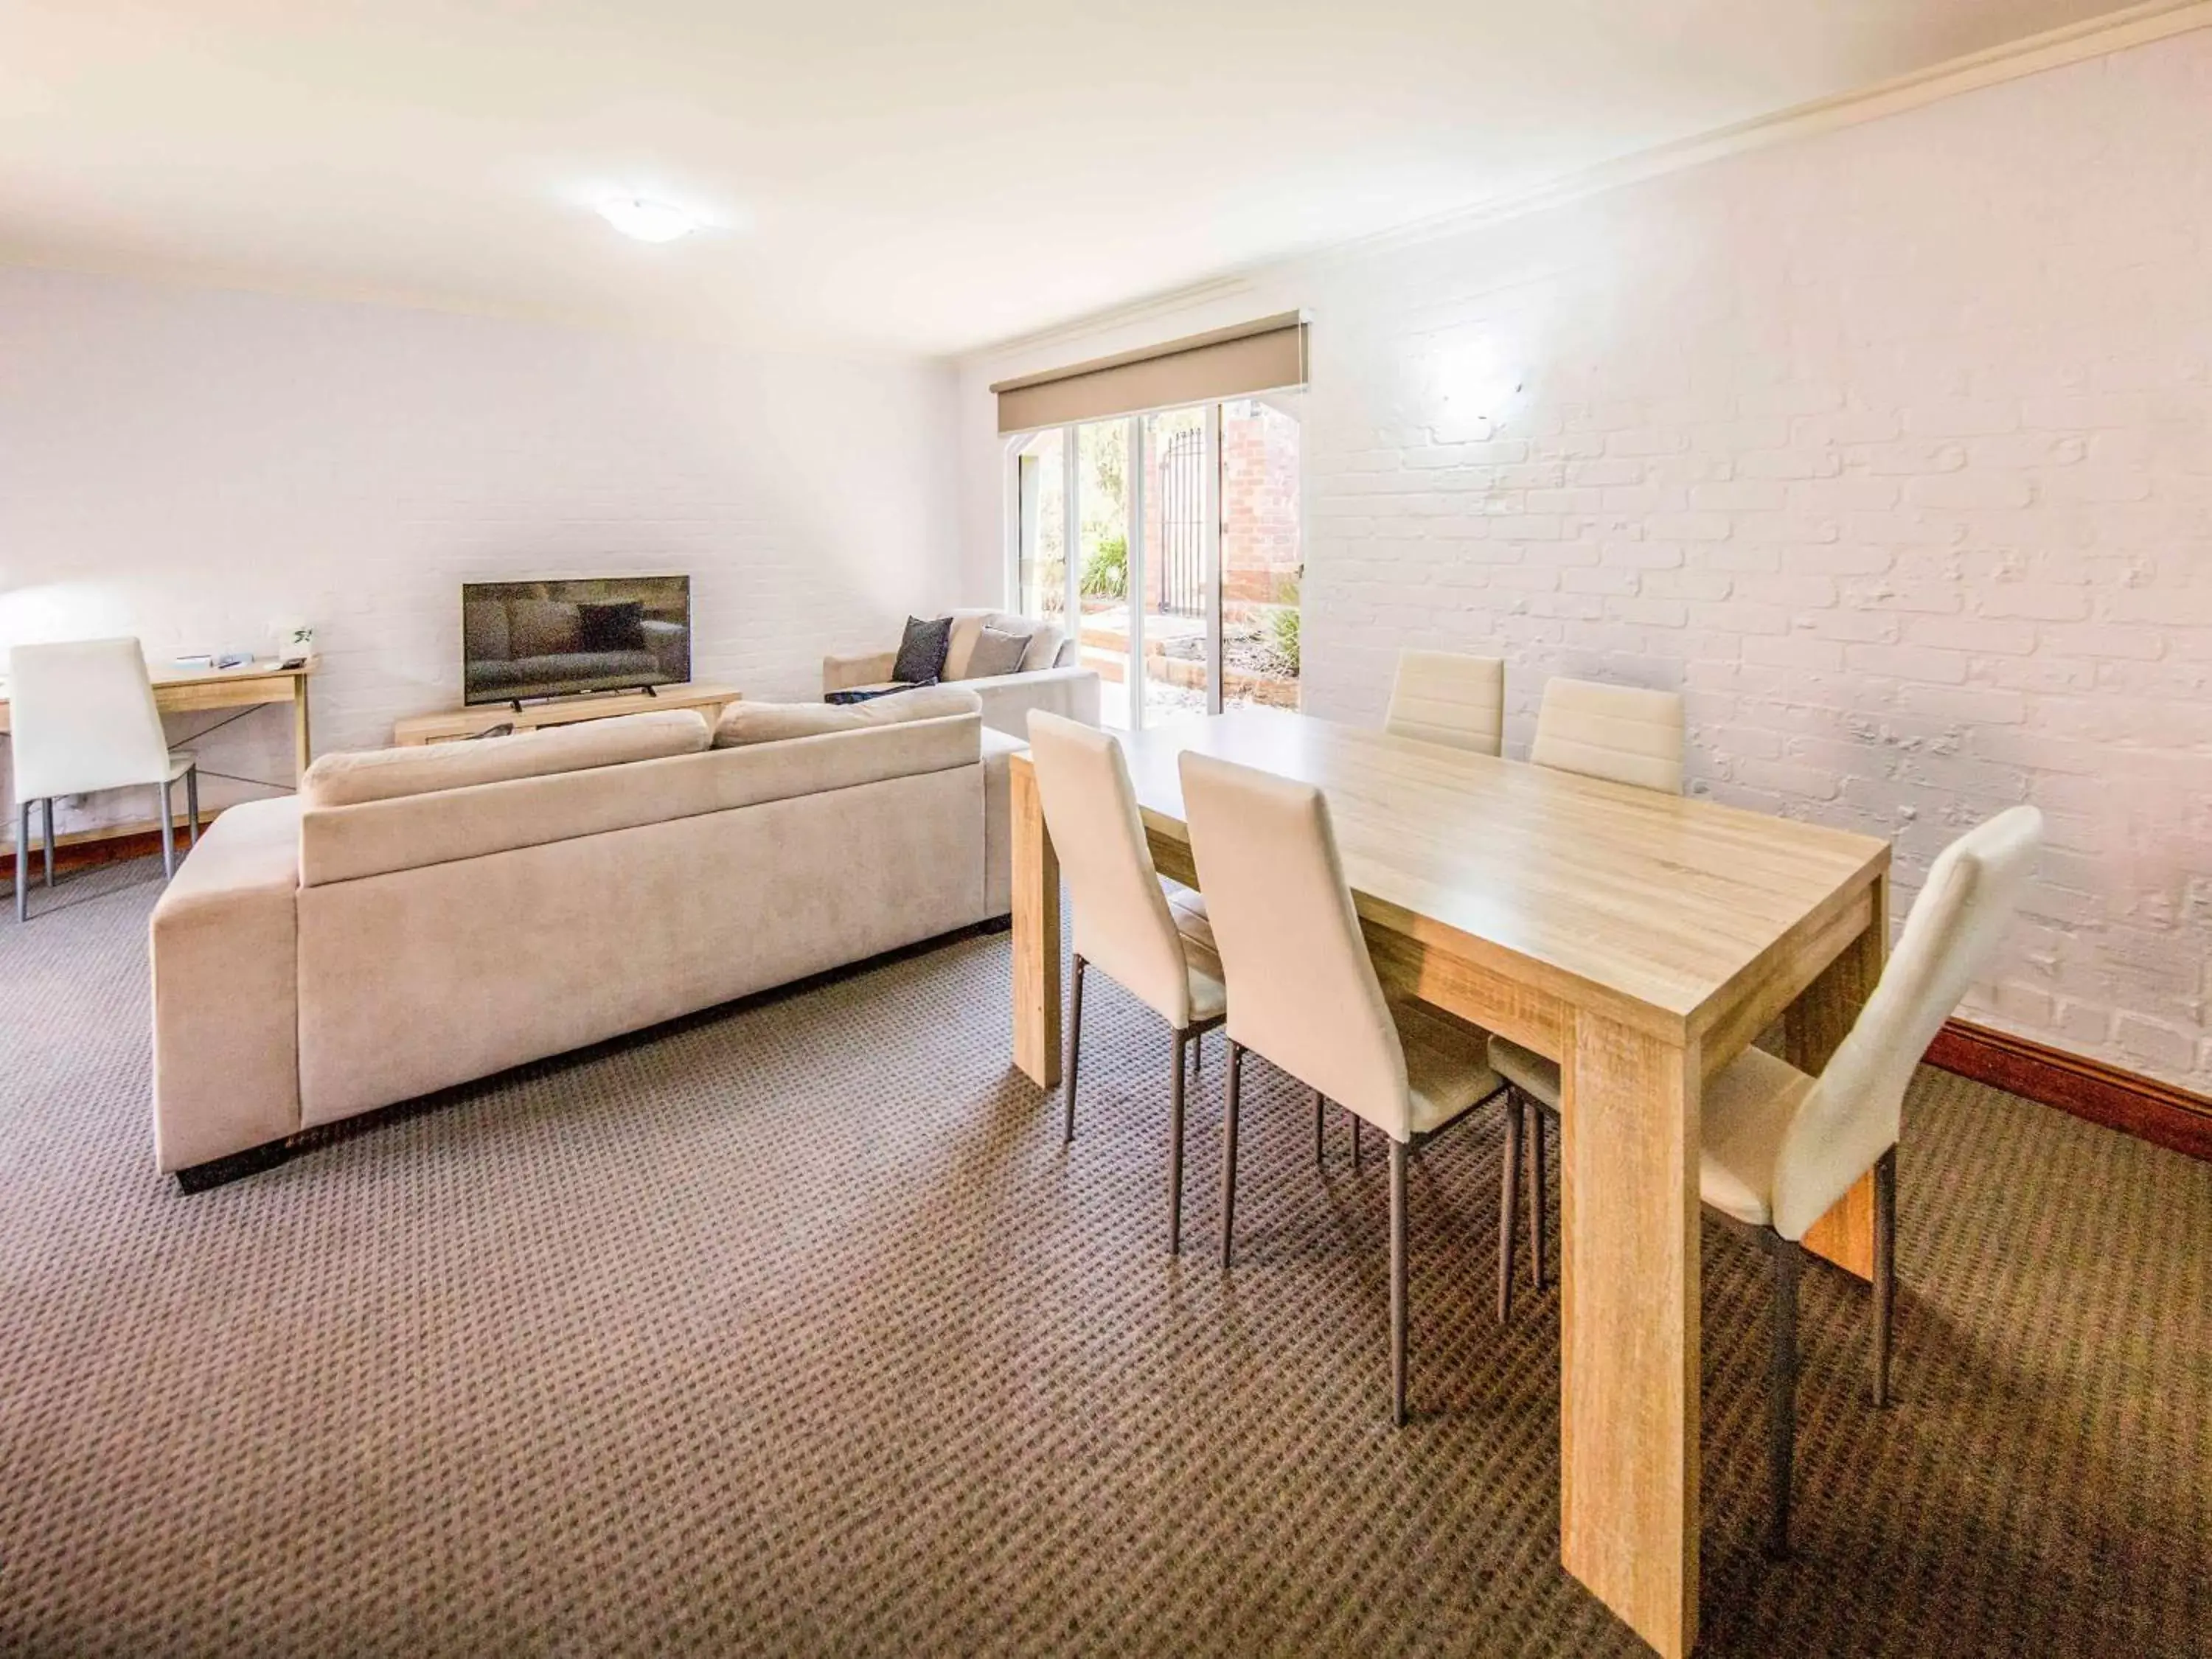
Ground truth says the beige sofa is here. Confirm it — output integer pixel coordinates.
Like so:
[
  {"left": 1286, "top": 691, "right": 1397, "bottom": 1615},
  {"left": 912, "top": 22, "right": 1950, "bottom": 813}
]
[
  {"left": 150, "top": 695, "right": 1019, "bottom": 1181},
  {"left": 824, "top": 608, "right": 1099, "bottom": 738}
]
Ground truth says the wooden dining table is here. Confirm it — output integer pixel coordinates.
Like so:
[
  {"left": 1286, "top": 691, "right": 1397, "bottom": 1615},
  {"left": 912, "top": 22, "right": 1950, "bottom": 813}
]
[{"left": 1006, "top": 708, "right": 1892, "bottom": 1659}]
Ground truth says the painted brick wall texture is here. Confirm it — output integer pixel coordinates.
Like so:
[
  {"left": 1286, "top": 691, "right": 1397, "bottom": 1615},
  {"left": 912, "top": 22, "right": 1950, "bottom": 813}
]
[
  {"left": 0, "top": 270, "right": 964, "bottom": 838},
  {"left": 961, "top": 32, "right": 2212, "bottom": 1091}
]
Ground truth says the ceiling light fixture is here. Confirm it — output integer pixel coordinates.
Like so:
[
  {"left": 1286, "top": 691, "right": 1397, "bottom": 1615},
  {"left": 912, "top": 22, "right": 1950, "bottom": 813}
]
[{"left": 597, "top": 198, "right": 704, "bottom": 243}]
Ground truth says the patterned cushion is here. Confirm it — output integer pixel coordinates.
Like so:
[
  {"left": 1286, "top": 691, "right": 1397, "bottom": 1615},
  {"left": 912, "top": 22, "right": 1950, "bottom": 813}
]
[
  {"left": 891, "top": 615, "right": 954, "bottom": 685},
  {"left": 964, "top": 627, "right": 1032, "bottom": 679},
  {"left": 824, "top": 678, "right": 936, "bottom": 706}
]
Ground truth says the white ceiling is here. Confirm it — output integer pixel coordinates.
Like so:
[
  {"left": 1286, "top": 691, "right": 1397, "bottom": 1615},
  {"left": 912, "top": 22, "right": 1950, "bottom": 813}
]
[{"left": 0, "top": 1, "right": 2146, "bottom": 355}]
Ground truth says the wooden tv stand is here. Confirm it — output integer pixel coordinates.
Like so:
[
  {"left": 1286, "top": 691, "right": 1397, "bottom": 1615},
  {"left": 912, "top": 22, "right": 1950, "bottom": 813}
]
[{"left": 392, "top": 683, "right": 742, "bottom": 746}]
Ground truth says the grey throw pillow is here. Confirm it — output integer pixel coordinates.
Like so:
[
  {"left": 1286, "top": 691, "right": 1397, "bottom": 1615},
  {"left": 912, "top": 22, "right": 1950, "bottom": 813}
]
[
  {"left": 891, "top": 615, "right": 953, "bottom": 684},
  {"left": 963, "top": 625, "right": 1032, "bottom": 679}
]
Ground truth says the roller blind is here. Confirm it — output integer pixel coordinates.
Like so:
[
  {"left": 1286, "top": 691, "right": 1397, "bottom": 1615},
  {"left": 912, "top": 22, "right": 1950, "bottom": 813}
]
[{"left": 992, "top": 312, "right": 1308, "bottom": 434}]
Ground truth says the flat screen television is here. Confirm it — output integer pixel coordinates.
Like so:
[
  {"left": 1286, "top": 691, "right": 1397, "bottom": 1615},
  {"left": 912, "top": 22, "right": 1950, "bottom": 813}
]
[{"left": 462, "top": 575, "right": 691, "bottom": 706}]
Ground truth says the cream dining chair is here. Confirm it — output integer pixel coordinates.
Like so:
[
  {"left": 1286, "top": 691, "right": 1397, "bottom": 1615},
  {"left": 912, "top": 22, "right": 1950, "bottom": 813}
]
[
  {"left": 1027, "top": 711, "right": 1225, "bottom": 1255},
  {"left": 1384, "top": 650, "right": 1506, "bottom": 755},
  {"left": 8, "top": 639, "right": 198, "bottom": 922},
  {"left": 1497, "top": 673, "right": 1689, "bottom": 1295},
  {"left": 1489, "top": 804, "right": 2042, "bottom": 1557},
  {"left": 1530, "top": 675, "right": 1685, "bottom": 795},
  {"left": 1179, "top": 749, "right": 1506, "bottom": 1427}
]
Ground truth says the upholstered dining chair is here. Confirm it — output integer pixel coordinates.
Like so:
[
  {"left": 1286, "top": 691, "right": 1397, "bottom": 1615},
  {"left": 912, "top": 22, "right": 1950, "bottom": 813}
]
[
  {"left": 1384, "top": 650, "right": 1506, "bottom": 755},
  {"left": 1530, "top": 675, "right": 1685, "bottom": 795},
  {"left": 8, "top": 639, "right": 198, "bottom": 922},
  {"left": 1496, "top": 672, "right": 1691, "bottom": 1293},
  {"left": 1489, "top": 804, "right": 2042, "bottom": 1557},
  {"left": 1027, "top": 711, "right": 1225, "bottom": 1254},
  {"left": 1178, "top": 749, "right": 1506, "bottom": 1427}
]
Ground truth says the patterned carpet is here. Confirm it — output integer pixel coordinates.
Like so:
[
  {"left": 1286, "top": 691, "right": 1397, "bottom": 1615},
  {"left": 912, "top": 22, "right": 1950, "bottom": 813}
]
[{"left": 1, "top": 857, "right": 2206, "bottom": 1657}]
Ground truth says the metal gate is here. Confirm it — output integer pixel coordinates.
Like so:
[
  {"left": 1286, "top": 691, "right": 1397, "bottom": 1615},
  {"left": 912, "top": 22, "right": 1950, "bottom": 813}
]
[{"left": 1157, "top": 427, "right": 1204, "bottom": 617}]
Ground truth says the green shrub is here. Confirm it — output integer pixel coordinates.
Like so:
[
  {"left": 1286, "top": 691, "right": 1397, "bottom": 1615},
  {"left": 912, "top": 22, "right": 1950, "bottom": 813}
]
[
  {"left": 1268, "top": 605, "right": 1301, "bottom": 676},
  {"left": 1079, "top": 535, "right": 1127, "bottom": 599}
]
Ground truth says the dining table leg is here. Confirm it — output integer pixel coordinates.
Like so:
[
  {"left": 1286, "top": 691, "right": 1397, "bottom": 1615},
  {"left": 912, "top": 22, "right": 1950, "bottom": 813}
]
[
  {"left": 1786, "top": 874, "right": 1889, "bottom": 1281},
  {"left": 1561, "top": 1009, "right": 1700, "bottom": 1659},
  {"left": 1010, "top": 755, "right": 1062, "bottom": 1090}
]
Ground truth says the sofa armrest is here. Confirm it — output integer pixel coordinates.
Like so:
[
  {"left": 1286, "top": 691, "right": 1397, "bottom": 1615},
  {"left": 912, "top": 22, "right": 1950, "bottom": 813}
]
[
  {"left": 964, "top": 666, "right": 1102, "bottom": 739},
  {"left": 150, "top": 798, "right": 305, "bottom": 1172},
  {"left": 823, "top": 650, "right": 899, "bottom": 695},
  {"left": 978, "top": 728, "right": 1026, "bottom": 919}
]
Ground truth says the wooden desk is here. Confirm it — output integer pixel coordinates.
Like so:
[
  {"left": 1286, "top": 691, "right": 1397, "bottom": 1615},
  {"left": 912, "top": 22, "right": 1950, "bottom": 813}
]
[
  {"left": 0, "top": 661, "right": 314, "bottom": 850},
  {"left": 1006, "top": 709, "right": 1891, "bottom": 1659}
]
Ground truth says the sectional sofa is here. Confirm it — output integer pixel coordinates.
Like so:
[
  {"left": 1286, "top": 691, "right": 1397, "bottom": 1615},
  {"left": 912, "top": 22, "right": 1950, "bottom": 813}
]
[
  {"left": 150, "top": 689, "right": 1024, "bottom": 1180},
  {"left": 823, "top": 607, "right": 1099, "bottom": 737}
]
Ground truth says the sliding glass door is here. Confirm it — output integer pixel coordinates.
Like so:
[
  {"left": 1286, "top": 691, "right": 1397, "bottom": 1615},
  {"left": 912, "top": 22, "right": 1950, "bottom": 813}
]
[
  {"left": 1009, "top": 398, "right": 1301, "bottom": 730},
  {"left": 1074, "top": 420, "right": 1131, "bottom": 728},
  {"left": 1137, "top": 406, "right": 1211, "bottom": 723}
]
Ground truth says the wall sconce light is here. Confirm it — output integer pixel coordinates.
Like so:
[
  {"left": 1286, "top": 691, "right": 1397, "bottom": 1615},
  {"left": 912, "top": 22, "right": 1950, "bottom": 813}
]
[{"left": 1430, "top": 334, "right": 1524, "bottom": 437}]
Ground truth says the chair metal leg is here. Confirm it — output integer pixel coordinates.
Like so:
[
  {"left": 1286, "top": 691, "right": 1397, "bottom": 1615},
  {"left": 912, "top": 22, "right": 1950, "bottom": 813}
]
[
  {"left": 185, "top": 765, "right": 200, "bottom": 849},
  {"left": 41, "top": 799, "right": 55, "bottom": 888},
  {"left": 1351, "top": 1109, "right": 1363, "bottom": 1172},
  {"left": 1389, "top": 1138, "right": 1409, "bottom": 1427},
  {"left": 1872, "top": 1147, "right": 1896, "bottom": 1408},
  {"left": 1528, "top": 1105, "right": 1547, "bottom": 1289},
  {"left": 1498, "top": 1092, "right": 1523, "bottom": 1324},
  {"left": 1767, "top": 1232, "right": 1802, "bottom": 1560},
  {"left": 1312, "top": 1089, "right": 1325, "bottom": 1167},
  {"left": 1217, "top": 1042, "right": 1244, "bottom": 1269},
  {"left": 1167, "top": 1028, "right": 1188, "bottom": 1256},
  {"left": 15, "top": 800, "right": 30, "bottom": 922},
  {"left": 1062, "top": 955, "right": 1085, "bottom": 1143},
  {"left": 1192, "top": 1029, "right": 1203, "bottom": 1075},
  {"left": 156, "top": 781, "right": 176, "bottom": 881}
]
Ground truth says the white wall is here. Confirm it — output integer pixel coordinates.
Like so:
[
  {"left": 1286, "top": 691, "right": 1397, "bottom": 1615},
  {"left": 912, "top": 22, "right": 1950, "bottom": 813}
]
[
  {"left": 956, "top": 29, "right": 2212, "bottom": 1091},
  {"left": 1, "top": 268, "right": 963, "bottom": 833}
]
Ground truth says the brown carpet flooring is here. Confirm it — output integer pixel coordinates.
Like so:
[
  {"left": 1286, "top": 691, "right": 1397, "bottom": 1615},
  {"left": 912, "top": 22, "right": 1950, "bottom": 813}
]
[{"left": 1, "top": 857, "right": 2207, "bottom": 1657}]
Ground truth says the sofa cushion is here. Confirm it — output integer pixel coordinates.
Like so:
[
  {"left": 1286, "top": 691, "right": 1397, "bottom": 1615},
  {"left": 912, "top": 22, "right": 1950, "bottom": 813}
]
[
  {"left": 964, "top": 626, "right": 1032, "bottom": 679},
  {"left": 300, "top": 712, "right": 983, "bottom": 888},
  {"left": 944, "top": 609, "right": 1038, "bottom": 679},
  {"left": 717, "top": 684, "right": 980, "bottom": 747},
  {"left": 304, "top": 708, "right": 711, "bottom": 807},
  {"left": 1020, "top": 624, "right": 1068, "bottom": 674},
  {"left": 891, "top": 614, "right": 954, "bottom": 685}
]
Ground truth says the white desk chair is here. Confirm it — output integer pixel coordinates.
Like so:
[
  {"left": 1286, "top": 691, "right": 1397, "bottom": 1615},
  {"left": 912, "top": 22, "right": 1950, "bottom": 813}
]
[
  {"left": 8, "top": 639, "right": 198, "bottom": 922},
  {"left": 1489, "top": 805, "right": 2042, "bottom": 1555},
  {"left": 1028, "top": 711, "right": 1225, "bottom": 1255},
  {"left": 1384, "top": 650, "right": 1505, "bottom": 755},
  {"left": 1530, "top": 675, "right": 1685, "bottom": 795},
  {"left": 1179, "top": 749, "right": 1506, "bottom": 1426}
]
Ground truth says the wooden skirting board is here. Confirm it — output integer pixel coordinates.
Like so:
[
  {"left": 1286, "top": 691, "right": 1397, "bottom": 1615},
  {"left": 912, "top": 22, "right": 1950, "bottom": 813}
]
[
  {"left": 1925, "top": 1018, "right": 2212, "bottom": 1163},
  {"left": 2, "top": 815, "right": 215, "bottom": 882},
  {"left": 4, "top": 816, "right": 2208, "bottom": 1171}
]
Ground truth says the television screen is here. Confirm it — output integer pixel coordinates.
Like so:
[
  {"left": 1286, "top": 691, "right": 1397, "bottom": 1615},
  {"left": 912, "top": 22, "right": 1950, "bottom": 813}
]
[{"left": 462, "top": 575, "right": 691, "bottom": 706}]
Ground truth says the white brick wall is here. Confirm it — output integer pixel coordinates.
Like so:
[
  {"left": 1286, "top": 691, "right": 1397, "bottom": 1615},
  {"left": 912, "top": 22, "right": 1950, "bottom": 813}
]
[
  {"left": 1, "top": 269, "right": 963, "bottom": 836},
  {"left": 960, "top": 31, "right": 2212, "bottom": 1091}
]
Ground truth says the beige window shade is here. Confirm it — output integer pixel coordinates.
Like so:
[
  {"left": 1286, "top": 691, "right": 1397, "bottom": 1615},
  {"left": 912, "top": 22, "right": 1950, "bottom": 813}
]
[{"left": 992, "top": 313, "right": 1308, "bottom": 434}]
